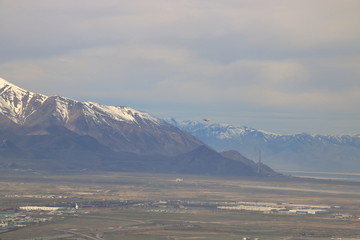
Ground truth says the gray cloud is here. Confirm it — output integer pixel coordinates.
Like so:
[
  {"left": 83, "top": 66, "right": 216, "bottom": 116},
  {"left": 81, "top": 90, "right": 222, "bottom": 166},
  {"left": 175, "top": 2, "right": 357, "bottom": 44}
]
[{"left": 1, "top": 0, "right": 359, "bottom": 134}]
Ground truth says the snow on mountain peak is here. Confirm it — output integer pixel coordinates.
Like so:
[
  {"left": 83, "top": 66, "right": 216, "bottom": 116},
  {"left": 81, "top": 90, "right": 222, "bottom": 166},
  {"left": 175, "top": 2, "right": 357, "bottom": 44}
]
[
  {"left": 168, "top": 119, "right": 280, "bottom": 140},
  {"left": 0, "top": 78, "right": 48, "bottom": 124},
  {"left": 0, "top": 78, "right": 161, "bottom": 127},
  {"left": 0, "top": 78, "right": 32, "bottom": 94},
  {"left": 0, "top": 77, "right": 12, "bottom": 87},
  {"left": 169, "top": 118, "right": 360, "bottom": 149},
  {"left": 82, "top": 102, "right": 161, "bottom": 125}
]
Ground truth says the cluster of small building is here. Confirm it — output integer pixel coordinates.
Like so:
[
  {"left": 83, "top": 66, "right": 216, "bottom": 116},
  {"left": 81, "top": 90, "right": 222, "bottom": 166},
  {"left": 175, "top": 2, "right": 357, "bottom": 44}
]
[
  {"left": 0, "top": 204, "right": 80, "bottom": 232},
  {"left": 0, "top": 213, "right": 53, "bottom": 230},
  {"left": 1, "top": 198, "right": 355, "bottom": 234},
  {"left": 4, "top": 194, "right": 68, "bottom": 199},
  {"left": 123, "top": 199, "right": 356, "bottom": 218},
  {"left": 332, "top": 213, "right": 357, "bottom": 219},
  {"left": 217, "top": 201, "right": 338, "bottom": 215}
]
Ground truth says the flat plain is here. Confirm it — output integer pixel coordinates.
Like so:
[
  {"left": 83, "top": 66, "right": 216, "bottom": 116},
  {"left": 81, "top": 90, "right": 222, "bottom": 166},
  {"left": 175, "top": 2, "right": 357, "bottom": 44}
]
[{"left": 0, "top": 170, "right": 360, "bottom": 240}]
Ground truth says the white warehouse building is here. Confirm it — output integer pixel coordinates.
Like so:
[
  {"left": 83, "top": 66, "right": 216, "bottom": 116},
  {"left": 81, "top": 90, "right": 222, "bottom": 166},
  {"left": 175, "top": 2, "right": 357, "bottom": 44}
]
[{"left": 19, "top": 206, "right": 66, "bottom": 211}]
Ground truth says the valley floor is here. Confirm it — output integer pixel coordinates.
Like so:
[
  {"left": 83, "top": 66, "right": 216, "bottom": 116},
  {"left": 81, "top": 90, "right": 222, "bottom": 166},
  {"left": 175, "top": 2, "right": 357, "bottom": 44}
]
[{"left": 0, "top": 170, "right": 360, "bottom": 240}]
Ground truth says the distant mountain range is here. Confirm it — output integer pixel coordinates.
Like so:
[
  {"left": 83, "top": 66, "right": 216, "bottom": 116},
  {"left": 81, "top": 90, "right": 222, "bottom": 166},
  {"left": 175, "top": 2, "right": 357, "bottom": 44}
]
[
  {"left": 0, "top": 78, "right": 276, "bottom": 177},
  {"left": 168, "top": 119, "right": 360, "bottom": 173}
]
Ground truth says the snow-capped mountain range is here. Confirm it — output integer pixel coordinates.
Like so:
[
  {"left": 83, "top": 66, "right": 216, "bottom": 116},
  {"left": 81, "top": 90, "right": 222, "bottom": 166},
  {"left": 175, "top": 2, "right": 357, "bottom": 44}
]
[
  {"left": 168, "top": 119, "right": 360, "bottom": 172},
  {"left": 0, "top": 78, "right": 274, "bottom": 176},
  {"left": 0, "top": 78, "right": 202, "bottom": 155}
]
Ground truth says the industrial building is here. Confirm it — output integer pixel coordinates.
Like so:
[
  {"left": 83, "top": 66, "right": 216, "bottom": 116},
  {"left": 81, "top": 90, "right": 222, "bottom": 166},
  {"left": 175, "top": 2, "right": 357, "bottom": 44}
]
[{"left": 19, "top": 206, "right": 66, "bottom": 211}]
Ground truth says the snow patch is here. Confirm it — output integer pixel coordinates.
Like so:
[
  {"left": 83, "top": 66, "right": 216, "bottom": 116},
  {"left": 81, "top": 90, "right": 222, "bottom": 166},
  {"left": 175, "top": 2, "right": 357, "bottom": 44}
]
[
  {"left": 82, "top": 102, "right": 161, "bottom": 126},
  {"left": 53, "top": 97, "right": 72, "bottom": 122}
]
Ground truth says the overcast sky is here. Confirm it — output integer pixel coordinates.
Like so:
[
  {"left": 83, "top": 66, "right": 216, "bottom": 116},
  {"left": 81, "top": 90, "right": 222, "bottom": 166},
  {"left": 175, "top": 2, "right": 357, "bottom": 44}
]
[{"left": 1, "top": 0, "right": 359, "bottom": 135}]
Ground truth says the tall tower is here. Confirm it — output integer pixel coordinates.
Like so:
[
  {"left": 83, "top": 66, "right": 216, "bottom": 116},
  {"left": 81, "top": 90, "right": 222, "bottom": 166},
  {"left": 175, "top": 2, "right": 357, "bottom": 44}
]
[{"left": 257, "top": 150, "right": 262, "bottom": 175}]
